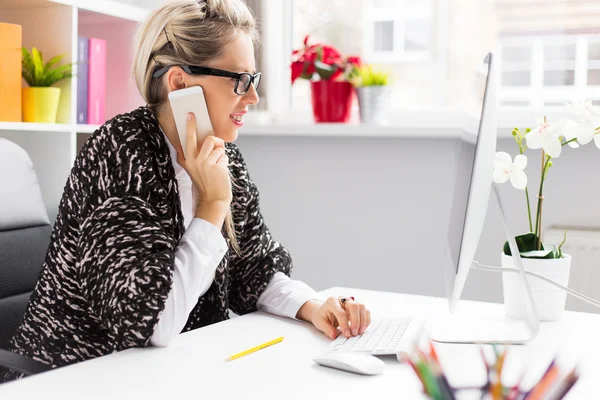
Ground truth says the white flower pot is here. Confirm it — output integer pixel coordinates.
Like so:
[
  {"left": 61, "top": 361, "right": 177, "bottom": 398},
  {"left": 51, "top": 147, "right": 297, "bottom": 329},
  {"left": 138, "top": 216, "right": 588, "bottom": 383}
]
[
  {"left": 501, "top": 253, "right": 571, "bottom": 321},
  {"left": 357, "top": 86, "right": 390, "bottom": 125}
]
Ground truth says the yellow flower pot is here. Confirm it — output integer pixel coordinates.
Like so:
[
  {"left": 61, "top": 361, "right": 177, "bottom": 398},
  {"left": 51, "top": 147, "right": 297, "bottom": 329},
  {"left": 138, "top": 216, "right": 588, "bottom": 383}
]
[{"left": 22, "top": 87, "right": 61, "bottom": 123}]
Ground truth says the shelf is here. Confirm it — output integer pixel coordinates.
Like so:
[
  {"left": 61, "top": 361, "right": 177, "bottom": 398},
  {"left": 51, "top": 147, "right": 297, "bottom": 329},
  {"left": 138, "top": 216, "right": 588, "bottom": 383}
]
[
  {"left": 0, "top": 122, "right": 72, "bottom": 133},
  {"left": 0, "top": 112, "right": 519, "bottom": 138},
  {"left": 55, "top": 0, "right": 149, "bottom": 22},
  {"left": 0, "top": 0, "right": 149, "bottom": 22},
  {"left": 0, "top": 122, "right": 101, "bottom": 133},
  {"left": 75, "top": 124, "right": 101, "bottom": 133}
]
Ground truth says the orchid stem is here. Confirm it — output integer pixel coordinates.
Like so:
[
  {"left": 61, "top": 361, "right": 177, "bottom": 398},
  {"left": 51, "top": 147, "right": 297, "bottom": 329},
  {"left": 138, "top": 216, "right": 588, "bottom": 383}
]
[
  {"left": 516, "top": 130, "right": 533, "bottom": 233},
  {"left": 535, "top": 153, "right": 551, "bottom": 250},
  {"left": 525, "top": 187, "right": 533, "bottom": 233}
]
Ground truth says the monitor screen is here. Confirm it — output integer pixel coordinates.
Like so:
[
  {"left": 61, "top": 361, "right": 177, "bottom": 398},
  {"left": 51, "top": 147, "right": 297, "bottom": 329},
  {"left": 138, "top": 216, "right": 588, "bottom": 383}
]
[{"left": 446, "top": 54, "right": 492, "bottom": 277}]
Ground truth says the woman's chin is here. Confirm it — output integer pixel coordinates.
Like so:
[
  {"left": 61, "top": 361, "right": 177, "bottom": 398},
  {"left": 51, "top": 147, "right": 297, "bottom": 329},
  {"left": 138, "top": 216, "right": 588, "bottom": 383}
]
[{"left": 214, "top": 129, "right": 238, "bottom": 143}]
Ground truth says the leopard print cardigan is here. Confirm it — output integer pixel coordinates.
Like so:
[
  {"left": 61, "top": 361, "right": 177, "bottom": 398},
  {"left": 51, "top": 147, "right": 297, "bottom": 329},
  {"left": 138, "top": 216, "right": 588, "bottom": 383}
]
[{"left": 3, "top": 106, "right": 292, "bottom": 382}]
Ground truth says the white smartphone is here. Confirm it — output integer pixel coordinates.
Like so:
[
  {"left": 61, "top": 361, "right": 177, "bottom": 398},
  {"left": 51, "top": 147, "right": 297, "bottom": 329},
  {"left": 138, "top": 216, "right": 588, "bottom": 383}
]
[{"left": 168, "top": 85, "right": 213, "bottom": 155}]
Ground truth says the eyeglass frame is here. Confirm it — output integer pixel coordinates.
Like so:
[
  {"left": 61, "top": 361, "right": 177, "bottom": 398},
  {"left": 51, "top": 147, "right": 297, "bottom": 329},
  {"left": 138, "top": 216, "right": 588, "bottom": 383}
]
[{"left": 152, "top": 65, "right": 261, "bottom": 96}]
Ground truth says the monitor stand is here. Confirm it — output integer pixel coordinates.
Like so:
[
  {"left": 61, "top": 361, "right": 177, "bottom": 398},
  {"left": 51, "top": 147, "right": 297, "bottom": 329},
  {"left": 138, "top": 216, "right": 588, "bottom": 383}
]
[{"left": 430, "top": 184, "right": 541, "bottom": 345}]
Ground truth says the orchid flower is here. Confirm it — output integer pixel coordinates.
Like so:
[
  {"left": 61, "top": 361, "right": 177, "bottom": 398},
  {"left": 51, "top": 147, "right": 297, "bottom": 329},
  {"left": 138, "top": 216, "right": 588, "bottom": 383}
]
[
  {"left": 493, "top": 152, "right": 528, "bottom": 190},
  {"left": 525, "top": 117, "right": 563, "bottom": 158},
  {"left": 559, "top": 119, "right": 580, "bottom": 148},
  {"left": 563, "top": 100, "right": 600, "bottom": 148}
]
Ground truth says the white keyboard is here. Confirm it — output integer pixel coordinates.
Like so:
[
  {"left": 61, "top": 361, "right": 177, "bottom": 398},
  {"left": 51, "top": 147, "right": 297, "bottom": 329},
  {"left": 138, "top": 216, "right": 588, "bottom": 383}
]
[{"left": 327, "top": 317, "right": 418, "bottom": 355}]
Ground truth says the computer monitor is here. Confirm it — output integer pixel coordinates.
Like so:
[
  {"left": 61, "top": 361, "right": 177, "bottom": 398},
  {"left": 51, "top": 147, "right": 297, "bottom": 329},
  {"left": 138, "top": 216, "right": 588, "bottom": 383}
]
[
  {"left": 443, "top": 53, "right": 497, "bottom": 313},
  {"left": 431, "top": 53, "right": 540, "bottom": 344}
]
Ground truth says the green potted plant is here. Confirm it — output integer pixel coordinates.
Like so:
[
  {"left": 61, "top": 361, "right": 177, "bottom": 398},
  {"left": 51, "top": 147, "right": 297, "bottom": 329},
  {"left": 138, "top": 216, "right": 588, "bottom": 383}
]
[
  {"left": 22, "top": 47, "right": 74, "bottom": 123},
  {"left": 349, "top": 64, "right": 391, "bottom": 125},
  {"left": 493, "top": 100, "right": 600, "bottom": 321}
]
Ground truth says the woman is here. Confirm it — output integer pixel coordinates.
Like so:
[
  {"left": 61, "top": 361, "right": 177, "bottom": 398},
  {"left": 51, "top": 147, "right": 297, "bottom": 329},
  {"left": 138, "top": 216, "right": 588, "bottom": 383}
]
[{"left": 3, "top": 0, "right": 371, "bottom": 382}]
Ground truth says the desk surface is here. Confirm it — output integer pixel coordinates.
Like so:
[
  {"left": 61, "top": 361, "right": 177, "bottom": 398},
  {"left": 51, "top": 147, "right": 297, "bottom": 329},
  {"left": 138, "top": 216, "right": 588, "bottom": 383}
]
[{"left": 1, "top": 287, "right": 599, "bottom": 399}]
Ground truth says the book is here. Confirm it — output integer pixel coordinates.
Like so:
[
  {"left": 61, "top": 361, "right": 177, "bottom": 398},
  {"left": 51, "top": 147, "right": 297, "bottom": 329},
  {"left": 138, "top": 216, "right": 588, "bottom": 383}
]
[
  {"left": 0, "top": 23, "right": 22, "bottom": 122},
  {"left": 87, "top": 37, "right": 106, "bottom": 125},
  {"left": 76, "top": 36, "right": 89, "bottom": 125}
]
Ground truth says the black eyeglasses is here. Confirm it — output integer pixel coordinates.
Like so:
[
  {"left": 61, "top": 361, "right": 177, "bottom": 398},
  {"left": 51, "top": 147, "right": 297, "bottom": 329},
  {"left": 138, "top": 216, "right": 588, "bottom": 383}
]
[{"left": 152, "top": 65, "right": 261, "bottom": 95}]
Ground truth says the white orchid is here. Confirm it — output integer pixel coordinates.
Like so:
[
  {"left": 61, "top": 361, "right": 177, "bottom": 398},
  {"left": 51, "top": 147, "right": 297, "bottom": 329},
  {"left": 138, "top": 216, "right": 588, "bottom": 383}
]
[
  {"left": 498, "top": 100, "right": 600, "bottom": 255},
  {"left": 559, "top": 119, "right": 580, "bottom": 148},
  {"left": 493, "top": 152, "right": 528, "bottom": 190},
  {"left": 563, "top": 100, "right": 600, "bottom": 148},
  {"left": 525, "top": 117, "right": 563, "bottom": 158}
]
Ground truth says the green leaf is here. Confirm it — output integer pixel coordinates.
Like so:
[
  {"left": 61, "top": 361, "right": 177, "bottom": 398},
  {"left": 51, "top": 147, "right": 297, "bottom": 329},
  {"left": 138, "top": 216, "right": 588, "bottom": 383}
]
[
  {"left": 299, "top": 61, "right": 313, "bottom": 80},
  {"left": 31, "top": 47, "right": 44, "bottom": 85},
  {"left": 503, "top": 233, "right": 540, "bottom": 255},
  {"left": 315, "top": 46, "right": 323, "bottom": 63},
  {"left": 21, "top": 46, "right": 74, "bottom": 87},
  {"left": 542, "top": 243, "right": 559, "bottom": 258},
  {"left": 352, "top": 65, "right": 390, "bottom": 87},
  {"left": 558, "top": 231, "right": 567, "bottom": 258},
  {"left": 44, "top": 55, "right": 62, "bottom": 73},
  {"left": 520, "top": 249, "right": 555, "bottom": 259},
  {"left": 21, "top": 47, "right": 34, "bottom": 86},
  {"left": 504, "top": 235, "right": 563, "bottom": 259},
  {"left": 314, "top": 60, "right": 338, "bottom": 80}
]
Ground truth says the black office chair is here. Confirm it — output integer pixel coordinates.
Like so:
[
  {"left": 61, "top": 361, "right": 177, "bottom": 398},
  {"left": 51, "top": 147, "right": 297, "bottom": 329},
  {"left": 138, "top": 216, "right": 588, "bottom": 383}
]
[{"left": 0, "top": 138, "right": 53, "bottom": 378}]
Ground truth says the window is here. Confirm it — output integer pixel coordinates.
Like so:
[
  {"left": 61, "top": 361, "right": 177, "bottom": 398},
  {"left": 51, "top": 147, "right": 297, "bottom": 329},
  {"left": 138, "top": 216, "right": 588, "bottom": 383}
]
[
  {"left": 363, "top": 0, "right": 435, "bottom": 62},
  {"left": 291, "top": 0, "right": 600, "bottom": 114},
  {"left": 499, "top": 35, "right": 600, "bottom": 108},
  {"left": 495, "top": 0, "right": 600, "bottom": 108},
  {"left": 292, "top": 0, "right": 446, "bottom": 112},
  {"left": 111, "top": 0, "right": 600, "bottom": 115}
]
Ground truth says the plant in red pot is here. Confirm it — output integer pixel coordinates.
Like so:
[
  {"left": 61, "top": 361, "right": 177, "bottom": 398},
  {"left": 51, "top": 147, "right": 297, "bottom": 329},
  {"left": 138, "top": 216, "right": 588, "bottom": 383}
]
[{"left": 291, "top": 35, "right": 361, "bottom": 123}]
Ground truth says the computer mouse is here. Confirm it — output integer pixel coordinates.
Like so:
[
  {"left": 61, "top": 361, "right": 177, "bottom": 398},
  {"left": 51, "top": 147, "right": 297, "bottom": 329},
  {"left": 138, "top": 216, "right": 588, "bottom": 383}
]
[{"left": 313, "top": 352, "right": 384, "bottom": 375}]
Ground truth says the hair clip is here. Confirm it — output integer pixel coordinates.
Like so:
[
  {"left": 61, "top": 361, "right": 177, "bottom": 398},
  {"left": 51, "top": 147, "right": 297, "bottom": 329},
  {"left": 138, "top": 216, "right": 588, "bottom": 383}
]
[{"left": 163, "top": 26, "right": 171, "bottom": 44}]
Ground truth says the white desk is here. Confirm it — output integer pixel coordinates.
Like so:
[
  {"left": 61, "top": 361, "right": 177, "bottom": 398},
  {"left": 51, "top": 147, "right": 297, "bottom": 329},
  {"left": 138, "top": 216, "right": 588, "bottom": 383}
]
[{"left": 1, "top": 287, "right": 599, "bottom": 399}]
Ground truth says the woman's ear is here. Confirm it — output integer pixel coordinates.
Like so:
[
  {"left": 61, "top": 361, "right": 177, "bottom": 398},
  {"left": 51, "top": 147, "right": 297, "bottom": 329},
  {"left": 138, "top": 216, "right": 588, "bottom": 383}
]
[{"left": 165, "top": 66, "right": 187, "bottom": 91}]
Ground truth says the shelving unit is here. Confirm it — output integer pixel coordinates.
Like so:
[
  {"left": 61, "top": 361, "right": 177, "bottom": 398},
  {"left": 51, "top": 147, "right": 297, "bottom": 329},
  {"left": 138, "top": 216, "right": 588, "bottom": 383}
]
[{"left": 0, "top": 0, "right": 147, "bottom": 222}]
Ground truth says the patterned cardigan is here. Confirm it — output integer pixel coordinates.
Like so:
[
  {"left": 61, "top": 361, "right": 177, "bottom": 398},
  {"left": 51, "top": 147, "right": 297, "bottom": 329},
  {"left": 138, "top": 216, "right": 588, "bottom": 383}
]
[{"left": 3, "top": 106, "right": 292, "bottom": 381}]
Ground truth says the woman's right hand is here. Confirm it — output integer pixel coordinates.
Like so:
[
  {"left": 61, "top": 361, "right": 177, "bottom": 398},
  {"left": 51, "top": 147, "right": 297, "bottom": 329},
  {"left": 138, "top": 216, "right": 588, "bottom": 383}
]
[{"left": 176, "top": 112, "right": 232, "bottom": 228}]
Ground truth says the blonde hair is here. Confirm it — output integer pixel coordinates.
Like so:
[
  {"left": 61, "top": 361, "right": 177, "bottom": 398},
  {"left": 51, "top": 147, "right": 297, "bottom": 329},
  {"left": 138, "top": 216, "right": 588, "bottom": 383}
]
[{"left": 132, "top": 0, "right": 258, "bottom": 254}]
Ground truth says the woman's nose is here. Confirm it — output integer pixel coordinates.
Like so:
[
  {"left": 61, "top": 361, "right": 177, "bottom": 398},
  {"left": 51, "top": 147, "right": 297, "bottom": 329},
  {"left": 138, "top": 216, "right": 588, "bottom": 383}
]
[{"left": 242, "top": 84, "right": 259, "bottom": 105}]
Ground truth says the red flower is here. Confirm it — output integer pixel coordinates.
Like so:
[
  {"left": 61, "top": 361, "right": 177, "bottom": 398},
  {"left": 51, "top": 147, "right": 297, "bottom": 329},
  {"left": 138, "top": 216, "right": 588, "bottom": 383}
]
[
  {"left": 291, "top": 61, "right": 304, "bottom": 83},
  {"left": 320, "top": 45, "right": 342, "bottom": 65},
  {"left": 291, "top": 35, "right": 359, "bottom": 84},
  {"left": 291, "top": 60, "right": 316, "bottom": 83},
  {"left": 330, "top": 68, "right": 343, "bottom": 81},
  {"left": 346, "top": 56, "right": 362, "bottom": 67}
]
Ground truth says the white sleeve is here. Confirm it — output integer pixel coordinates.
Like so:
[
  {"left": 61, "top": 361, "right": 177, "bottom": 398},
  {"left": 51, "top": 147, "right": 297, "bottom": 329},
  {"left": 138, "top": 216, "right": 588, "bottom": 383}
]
[
  {"left": 257, "top": 272, "right": 322, "bottom": 320},
  {"left": 150, "top": 218, "right": 228, "bottom": 347}
]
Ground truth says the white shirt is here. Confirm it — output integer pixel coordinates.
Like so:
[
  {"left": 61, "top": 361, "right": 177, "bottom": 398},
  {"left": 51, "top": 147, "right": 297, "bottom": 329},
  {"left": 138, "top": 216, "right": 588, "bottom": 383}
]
[{"left": 150, "top": 133, "right": 320, "bottom": 347}]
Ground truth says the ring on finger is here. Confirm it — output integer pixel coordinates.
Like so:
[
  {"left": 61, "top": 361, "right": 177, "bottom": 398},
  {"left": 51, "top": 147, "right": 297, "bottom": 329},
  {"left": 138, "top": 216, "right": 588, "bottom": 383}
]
[{"left": 338, "top": 296, "right": 355, "bottom": 310}]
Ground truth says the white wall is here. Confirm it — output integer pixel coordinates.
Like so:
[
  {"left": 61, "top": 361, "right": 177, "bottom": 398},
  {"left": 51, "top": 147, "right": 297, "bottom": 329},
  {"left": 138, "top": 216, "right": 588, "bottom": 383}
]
[
  {"left": 13, "top": 126, "right": 599, "bottom": 308},
  {"left": 235, "top": 134, "right": 600, "bottom": 308}
]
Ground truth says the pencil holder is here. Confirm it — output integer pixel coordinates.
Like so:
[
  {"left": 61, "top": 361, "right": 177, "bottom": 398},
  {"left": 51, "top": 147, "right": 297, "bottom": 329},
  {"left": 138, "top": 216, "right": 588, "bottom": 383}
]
[{"left": 407, "top": 342, "right": 580, "bottom": 400}]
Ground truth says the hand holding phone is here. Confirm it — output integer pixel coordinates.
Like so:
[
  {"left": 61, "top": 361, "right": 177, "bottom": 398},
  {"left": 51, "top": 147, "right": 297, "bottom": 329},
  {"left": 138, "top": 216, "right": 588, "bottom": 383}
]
[
  {"left": 168, "top": 85, "right": 213, "bottom": 155},
  {"left": 175, "top": 104, "right": 232, "bottom": 228}
]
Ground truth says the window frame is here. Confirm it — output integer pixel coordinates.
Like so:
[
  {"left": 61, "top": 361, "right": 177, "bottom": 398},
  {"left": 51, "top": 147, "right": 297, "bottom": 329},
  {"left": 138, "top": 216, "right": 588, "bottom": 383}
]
[
  {"left": 362, "top": 0, "right": 436, "bottom": 63},
  {"left": 498, "top": 34, "right": 600, "bottom": 108}
]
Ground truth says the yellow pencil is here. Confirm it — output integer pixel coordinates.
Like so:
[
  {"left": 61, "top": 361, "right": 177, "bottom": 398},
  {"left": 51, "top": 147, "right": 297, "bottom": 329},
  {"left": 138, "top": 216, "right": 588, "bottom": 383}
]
[{"left": 226, "top": 336, "right": 284, "bottom": 361}]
